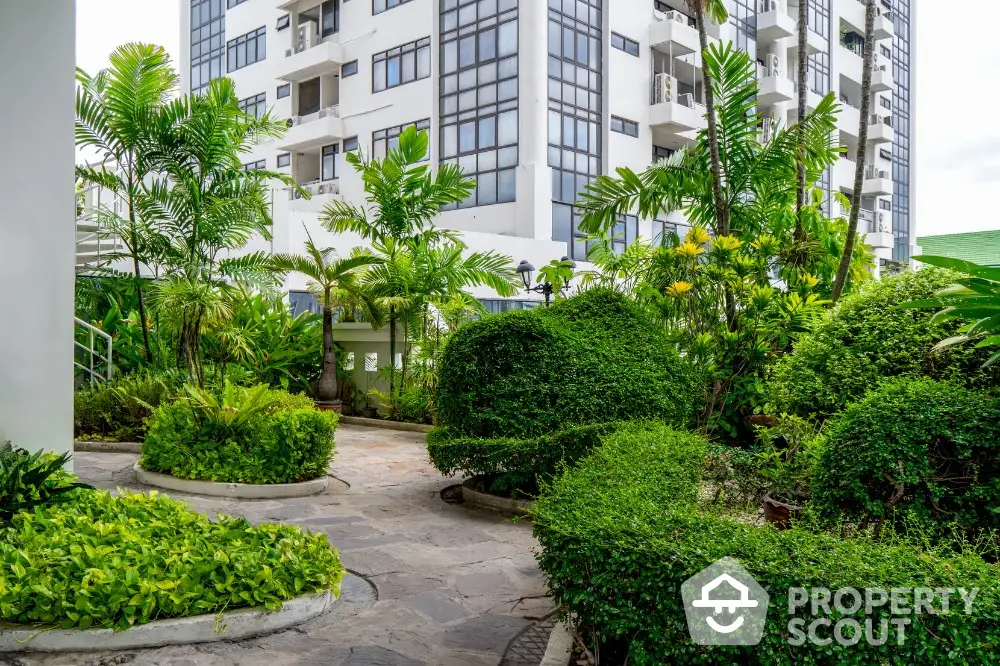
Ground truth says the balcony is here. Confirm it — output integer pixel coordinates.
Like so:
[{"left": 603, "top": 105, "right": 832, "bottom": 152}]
[
  {"left": 275, "top": 39, "right": 345, "bottom": 82},
  {"left": 837, "top": 99, "right": 861, "bottom": 139},
  {"left": 788, "top": 26, "right": 827, "bottom": 57},
  {"left": 870, "top": 64, "right": 893, "bottom": 92},
  {"left": 756, "top": 5, "right": 794, "bottom": 43},
  {"left": 650, "top": 8, "right": 701, "bottom": 54},
  {"left": 874, "top": 10, "right": 895, "bottom": 40},
  {"left": 286, "top": 179, "right": 342, "bottom": 212},
  {"left": 758, "top": 68, "right": 794, "bottom": 105},
  {"left": 862, "top": 208, "right": 894, "bottom": 249},
  {"left": 863, "top": 164, "right": 892, "bottom": 196},
  {"left": 649, "top": 79, "right": 706, "bottom": 133},
  {"left": 276, "top": 105, "right": 345, "bottom": 152},
  {"left": 868, "top": 114, "right": 894, "bottom": 143}
]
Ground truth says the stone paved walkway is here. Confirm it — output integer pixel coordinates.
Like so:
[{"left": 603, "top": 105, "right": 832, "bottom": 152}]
[{"left": 13, "top": 425, "right": 552, "bottom": 666}]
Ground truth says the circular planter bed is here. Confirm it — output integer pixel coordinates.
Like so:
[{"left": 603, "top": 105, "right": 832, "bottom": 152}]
[
  {"left": 134, "top": 463, "right": 330, "bottom": 499},
  {"left": 0, "top": 588, "right": 335, "bottom": 653},
  {"left": 75, "top": 440, "right": 142, "bottom": 454},
  {"left": 461, "top": 476, "right": 535, "bottom": 517}
]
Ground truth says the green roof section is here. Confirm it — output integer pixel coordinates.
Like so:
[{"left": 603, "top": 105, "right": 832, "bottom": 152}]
[{"left": 917, "top": 231, "right": 1000, "bottom": 268}]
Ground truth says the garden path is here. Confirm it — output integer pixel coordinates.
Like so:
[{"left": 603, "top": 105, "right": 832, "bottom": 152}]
[{"left": 18, "top": 425, "right": 552, "bottom": 666}]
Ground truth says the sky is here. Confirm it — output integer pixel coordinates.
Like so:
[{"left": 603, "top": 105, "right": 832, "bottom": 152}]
[{"left": 75, "top": 0, "right": 990, "bottom": 239}]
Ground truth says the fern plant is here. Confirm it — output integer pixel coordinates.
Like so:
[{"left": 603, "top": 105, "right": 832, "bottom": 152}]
[
  {"left": 0, "top": 443, "right": 91, "bottom": 522},
  {"left": 180, "top": 382, "right": 278, "bottom": 433}
]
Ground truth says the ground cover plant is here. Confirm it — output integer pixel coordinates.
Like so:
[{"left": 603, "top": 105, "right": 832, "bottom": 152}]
[
  {"left": 0, "top": 488, "right": 343, "bottom": 631},
  {"left": 141, "top": 383, "right": 337, "bottom": 484}
]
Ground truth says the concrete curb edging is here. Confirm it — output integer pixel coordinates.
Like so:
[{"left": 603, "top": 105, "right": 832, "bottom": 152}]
[
  {"left": 540, "top": 620, "right": 574, "bottom": 666},
  {"left": 0, "top": 589, "right": 334, "bottom": 653},
  {"left": 133, "top": 463, "right": 330, "bottom": 499},
  {"left": 338, "top": 416, "right": 433, "bottom": 433},
  {"left": 461, "top": 477, "right": 535, "bottom": 517},
  {"left": 74, "top": 441, "right": 141, "bottom": 454}
]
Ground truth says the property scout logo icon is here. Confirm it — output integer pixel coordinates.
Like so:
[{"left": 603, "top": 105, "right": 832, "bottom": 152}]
[{"left": 681, "top": 557, "right": 770, "bottom": 646}]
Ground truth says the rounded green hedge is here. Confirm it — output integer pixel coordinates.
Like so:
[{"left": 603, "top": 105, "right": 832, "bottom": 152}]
[
  {"left": 533, "top": 424, "right": 1000, "bottom": 665},
  {"left": 436, "top": 288, "right": 699, "bottom": 439},
  {"left": 0, "top": 489, "right": 343, "bottom": 631},
  {"left": 141, "top": 387, "right": 337, "bottom": 484},
  {"left": 811, "top": 378, "right": 1000, "bottom": 531},
  {"left": 770, "top": 268, "right": 999, "bottom": 420}
]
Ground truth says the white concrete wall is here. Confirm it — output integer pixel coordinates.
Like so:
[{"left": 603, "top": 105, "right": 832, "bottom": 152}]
[{"left": 0, "top": 1, "right": 76, "bottom": 457}]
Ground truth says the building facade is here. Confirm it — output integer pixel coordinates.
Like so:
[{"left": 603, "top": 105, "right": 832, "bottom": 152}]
[{"left": 179, "top": 0, "right": 917, "bottom": 301}]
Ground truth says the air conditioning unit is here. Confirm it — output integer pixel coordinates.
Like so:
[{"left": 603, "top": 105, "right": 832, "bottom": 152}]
[
  {"left": 757, "top": 0, "right": 776, "bottom": 12},
  {"left": 296, "top": 22, "right": 318, "bottom": 52},
  {"left": 765, "top": 53, "right": 780, "bottom": 77},
  {"left": 653, "top": 73, "right": 676, "bottom": 104},
  {"left": 318, "top": 182, "right": 340, "bottom": 195},
  {"left": 678, "top": 92, "right": 694, "bottom": 108},
  {"left": 664, "top": 10, "right": 686, "bottom": 23}
]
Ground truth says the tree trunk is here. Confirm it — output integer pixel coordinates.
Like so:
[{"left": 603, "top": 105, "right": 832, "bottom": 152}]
[
  {"left": 795, "top": 0, "right": 808, "bottom": 243},
  {"left": 693, "top": 2, "right": 728, "bottom": 237},
  {"left": 317, "top": 303, "right": 338, "bottom": 402},
  {"left": 831, "top": 0, "right": 876, "bottom": 303},
  {"left": 126, "top": 183, "right": 153, "bottom": 363},
  {"left": 388, "top": 305, "right": 397, "bottom": 406}
]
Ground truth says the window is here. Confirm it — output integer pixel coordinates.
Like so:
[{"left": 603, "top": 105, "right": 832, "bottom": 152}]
[
  {"left": 227, "top": 0, "right": 248, "bottom": 6},
  {"left": 610, "top": 32, "right": 639, "bottom": 57},
  {"left": 322, "top": 144, "right": 339, "bottom": 180},
  {"left": 343, "top": 136, "right": 359, "bottom": 152},
  {"left": 342, "top": 60, "right": 358, "bottom": 77},
  {"left": 880, "top": 44, "right": 891, "bottom": 58},
  {"left": 227, "top": 26, "right": 266, "bottom": 73},
  {"left": 880, "top": 96, "right": 892, "bottom": 110},
  {"left": 440, "top": 0, "right": 519, "bottom": 208},
  {"left": 242, "top": 159, "right": 266, "bottom": 171},
  {"left": 372, "top": 119, "right": 430, "bottom": 159},
  {"left": 612, "top": 215, "right": 638, "bottom": 254},
  {"left": 277, "top": 153, "right": 291, "bottom": 168},
  {"left": 373, "top": 38, "right": 431, "bottom": 92},
  {"left": 277, "top": 14, "right": 290, "bottom": 30},
  {"left": 237, "top": 92, "right": 266, "bottom": 119},
  {"left": 374, "top": 0, "right": 414, "bottom": 14},
  {"left": 653, "top": 219, "right": 679, "bottom": 247},
  {"left": 879, "top": 199, "right": 891, "bottom": 211},
  {"left": 879, "top": 147, "right": 892, "bottom": 161},
  {"left": 321, "top": 0, "right": 340, "bottom": 37},
  {"left": 611, "top": 116, "right": 638, "bottom": 138},
  {"left": 653, "top": 145, "right": 675, "bottom": 162},
  {"left": 189, "top": 0, "right": 225, "bottom": 95},
  {"left": 277, "top": 83, "right": 290, "bottom": 99}
]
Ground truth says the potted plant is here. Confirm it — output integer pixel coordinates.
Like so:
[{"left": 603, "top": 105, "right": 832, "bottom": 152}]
[
  {"left": 754, "top": 415, "right": 822, "bottom": 528},
  {"left": 361, "top": 388, "right": 381, "bottom": 419}
]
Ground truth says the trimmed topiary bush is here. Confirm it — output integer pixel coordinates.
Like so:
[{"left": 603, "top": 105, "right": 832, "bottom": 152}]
[
  {"left": 0, "top": 488, "right": 343, "bottom": 631},
  {"left": 436, "top": 288, "right": 699, "bottom": 439},
  {"left": 533, "top": 423, "right": 1000, "bottom": 665},
  {"left": 810, "top": 378, "right": 1000, "bottom": 531},
  {"left": 141, "top": 384, "right": 337, "bottom": 484},
  {"left": 770, "top": 268, "right": 999, "bottom": 420}
]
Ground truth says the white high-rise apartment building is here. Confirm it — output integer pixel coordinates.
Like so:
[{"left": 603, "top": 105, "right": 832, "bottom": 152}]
[{"left": 179, "top": 0, "right": 915, "bottom": 307}]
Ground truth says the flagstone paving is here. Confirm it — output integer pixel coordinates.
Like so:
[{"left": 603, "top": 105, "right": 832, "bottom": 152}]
[{"left": 10, "top": 425, "right": 552, "bottom": 666}]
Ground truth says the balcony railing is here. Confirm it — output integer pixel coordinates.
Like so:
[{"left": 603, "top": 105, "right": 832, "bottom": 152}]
[
  {"left": 287, "top": 179, "right": 340, "bottom": 201},
  {"left": 290, "top": 104, "right": 340, "bottom": 126}
]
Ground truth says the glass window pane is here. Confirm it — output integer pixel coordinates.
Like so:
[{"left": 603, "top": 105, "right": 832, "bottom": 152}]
[
  {"left": 562, "top": 115, "right": 574, "bottom": 148},
  {"left": 401, "top": 51, "right": 415, "bottom": 83},
  {"left": 478, "top": 171, "right": 497, "bottom": 205},
  {"left": 498, "top": 20, "right": 517, "bottom": 57},
  {"left": 417, "top": 45, "right": 431, "bottom": 79},
  {"left": 459, "top": 36, "right": 476, "bottom": 67},
  {"left": 387, "top": 57, "right": 401, "bottom": 87},
  {"left": 498, "top": 169, "right": 516, "bottom": 202},
  {"left": 479, "top": 149, "right": 497, "bottom": 171},
  {"left": 478, "top": 116, "right": 496, "bottom": 149},
  {"left": 498, "top": 110, "right": 517, "bottom": 145},
  {"left": 443, "top": 124, "right": 458, "bottom": 157},
  {"left": 553, "top": 203, "right": 572, "bottom": 242},
  {"left": 443, "top": 41, "right": 458, "bottom": 73},
  {"left": 374, "top": 61, "right": 386, "bottom": 91},
  {"left": 498, "top": 146, "right": 517, "bottom": 167},
  {"left": 459, "top": 121, "right": 476, "bottom": 152}
]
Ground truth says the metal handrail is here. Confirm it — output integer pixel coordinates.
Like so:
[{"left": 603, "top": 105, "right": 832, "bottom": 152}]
[{"left": 73, "top": 317, "right": 113, "bottom": 384}]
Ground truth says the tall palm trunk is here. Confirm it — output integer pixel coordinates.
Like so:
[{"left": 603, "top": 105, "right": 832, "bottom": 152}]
[
  {"left": 831, "top": 0, "right": 876, "bottom": 302},
  {"left": 125, "top": 170, "right": 153, "bottom": 363},
  {"left": 388, "top": 305, "right": 397, "bottom": 412},
  {"left": 317, "top": 301, "right": 338, "bottom": 402},
  {"left": 693, "top": 2, "right": 728, "bottom": 237},
  {"left": 795, "top": 0, "right": 808, "bottom": 242}
]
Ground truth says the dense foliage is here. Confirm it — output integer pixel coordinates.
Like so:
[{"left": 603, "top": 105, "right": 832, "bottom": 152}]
[
  {"left": 74, "top": 371, "right": 183, "bottom": 441},
  {"left": 427, "top": 422, "right": 626, "bottom": 495},
  {"left": 436, "top": 289, "right": 699, "bottom": 439},
  {"left": 811, "top": 378, "right": 1000, "bottom": 532},
  {"left": 141, "top": 384, "right": 337, "bottom": 484},
  {"left": 0, "top": 445, "right": 90, "bottom": 523},
  {"left": 533, "top": 426, "right": 1000, "bottom": 665},
  {"left": 770, "top": 268, "right": 999, "bottom": 420},
  {"left": 0, "top": 489, "right": 343, "bottom": 630}
]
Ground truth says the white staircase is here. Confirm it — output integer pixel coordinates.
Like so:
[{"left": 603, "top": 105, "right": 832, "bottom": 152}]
[{"left": 76, "top": 183, "right": 125, "bottom": 271}]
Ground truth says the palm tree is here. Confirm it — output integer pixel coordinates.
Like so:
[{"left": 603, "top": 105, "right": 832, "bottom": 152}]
[
  {"left": 321, "top": 126, "right": 475, "bottom": 398},
  {"left": 685, "top": 0, "right": 730, "bottom": 235},
  {"left": 831, "top": 0, "right": 877, "bottom": 302},
  {"left": 148, "top": 276, "right": 230, "bottom": 386},
  {"left": 795, "top": 0, "right": 809, "bottom": 241},
  {"left": 75, "top": 43, "right": 178, "bottom": 362},
  {"left": 272, "top": 231, "right": 383, "bottom": 403}
]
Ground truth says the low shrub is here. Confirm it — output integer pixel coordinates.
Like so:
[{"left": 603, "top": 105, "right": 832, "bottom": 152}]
[
  {"left": 0, "top": 444, "right": 90, "bottom": 522},
  {"left": 810, "top": 378, "right": 1000, "bottom": 532},
  {"left": 74, "top": 371, "right": 184, "bottom": 441},
  {"left": 533, "top": 424, "right": 1000, "bottom": 665},
  {"left": 141, "top": 383, "right": 337, "bottom": 484},
  {"left": 427, "top": 422, "right": 627, "bottom": 495},
  {"left": 436, "top": 289, "right": 700, "bottom": 439},
  {"left": 0, "top": 488, "right": 343, "bottom": 630},
  {"left": 770, "top": 268, "right": 1000, "bottom": 420}
]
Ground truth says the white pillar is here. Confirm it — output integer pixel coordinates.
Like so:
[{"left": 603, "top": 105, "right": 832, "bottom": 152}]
[{"left": 0, "top": 1, "right": 76, "bottom": 458}]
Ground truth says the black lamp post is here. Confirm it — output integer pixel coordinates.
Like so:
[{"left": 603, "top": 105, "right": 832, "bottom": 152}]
[{"left": 516, "top": 256, "right": 576, "bottom": 306}]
